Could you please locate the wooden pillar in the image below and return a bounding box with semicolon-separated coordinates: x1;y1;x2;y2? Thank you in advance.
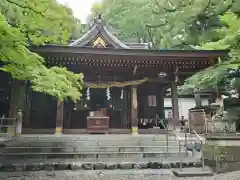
62;101;71;130
171;82;179;122
131;86;138;134
23;85;32;129
66;103;72;129
157;86;165;119
55;100;64;134
122;88;127;128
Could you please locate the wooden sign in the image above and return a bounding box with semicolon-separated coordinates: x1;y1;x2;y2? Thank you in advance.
148;95;156;107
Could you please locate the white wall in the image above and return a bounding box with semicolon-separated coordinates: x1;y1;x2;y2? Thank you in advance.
164;97;209;118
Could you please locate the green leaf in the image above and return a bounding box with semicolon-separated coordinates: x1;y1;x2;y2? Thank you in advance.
0;0;85;101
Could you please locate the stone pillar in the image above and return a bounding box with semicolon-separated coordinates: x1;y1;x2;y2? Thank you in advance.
55;100;64;134
131;86;138;134
15;109;23;136
171;82;179;128
194;90;202;108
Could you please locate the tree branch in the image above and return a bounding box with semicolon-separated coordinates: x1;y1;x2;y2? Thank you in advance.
146;27;154;48
205;1;234;19
199;0;211;17
145;20;168;49
5;0;49;18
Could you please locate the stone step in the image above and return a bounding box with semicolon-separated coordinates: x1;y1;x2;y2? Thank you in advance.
0;145;186;153
5;143;182;149
5;139;183;146
8;137;175;140
0;156;199;162
6;140;198;148
14;134;195;141
6;133;204;142
172;167;213;177
0;151;190;159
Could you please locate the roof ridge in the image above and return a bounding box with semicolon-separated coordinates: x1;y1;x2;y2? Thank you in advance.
69;17;130;49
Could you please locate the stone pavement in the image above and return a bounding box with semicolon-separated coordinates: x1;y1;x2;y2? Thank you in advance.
0;170;172;180
1;169;240;180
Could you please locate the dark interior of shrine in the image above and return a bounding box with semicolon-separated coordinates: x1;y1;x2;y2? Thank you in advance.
63;87;131;130
0;72;11;118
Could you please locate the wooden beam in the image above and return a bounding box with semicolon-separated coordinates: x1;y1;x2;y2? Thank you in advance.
45;54;213;66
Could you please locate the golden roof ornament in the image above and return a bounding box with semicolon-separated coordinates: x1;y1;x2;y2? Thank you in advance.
93;36;106;48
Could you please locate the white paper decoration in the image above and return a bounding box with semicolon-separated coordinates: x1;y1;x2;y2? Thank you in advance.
120;89;124;99
106;87;111;100
86;87;90;100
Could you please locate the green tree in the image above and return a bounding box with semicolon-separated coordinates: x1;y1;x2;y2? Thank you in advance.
181;12;240;94
90;0;239;49
90;0;153;43
71;20;86;41
0;0;84;101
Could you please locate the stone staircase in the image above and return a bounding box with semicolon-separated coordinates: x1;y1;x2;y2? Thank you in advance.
0;134;211;176
1;135;187;159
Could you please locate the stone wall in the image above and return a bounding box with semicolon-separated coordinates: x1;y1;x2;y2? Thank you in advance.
204;144;240;173
206;121;236;133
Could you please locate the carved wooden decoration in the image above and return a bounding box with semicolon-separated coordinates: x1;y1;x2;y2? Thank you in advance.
92;36;107;48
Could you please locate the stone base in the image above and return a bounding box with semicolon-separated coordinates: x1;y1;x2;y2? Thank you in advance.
7;127;14;134
175;128;181;133
172;167;213;177
0;160;203;172
131;127;138;135
55;127;62;134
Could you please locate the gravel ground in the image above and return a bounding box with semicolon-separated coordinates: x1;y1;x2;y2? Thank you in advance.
1;170;240;180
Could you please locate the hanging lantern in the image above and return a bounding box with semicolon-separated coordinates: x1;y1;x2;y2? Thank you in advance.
106;87;111;100
120;89;124;100
86;87;90;100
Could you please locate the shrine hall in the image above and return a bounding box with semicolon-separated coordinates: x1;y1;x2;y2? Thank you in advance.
2;17;228;134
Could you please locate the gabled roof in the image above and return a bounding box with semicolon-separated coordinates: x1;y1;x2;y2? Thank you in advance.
69;15;130;49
